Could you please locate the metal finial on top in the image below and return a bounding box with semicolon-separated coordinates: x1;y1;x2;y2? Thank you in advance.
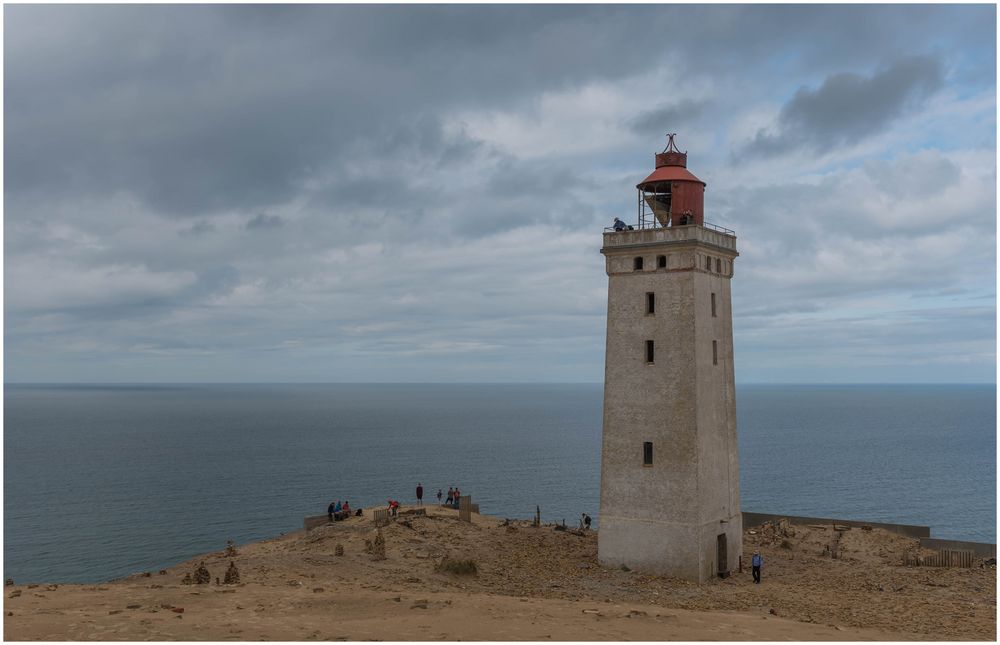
663;133;682;154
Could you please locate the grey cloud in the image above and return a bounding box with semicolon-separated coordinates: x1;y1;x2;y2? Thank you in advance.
4;5;994;384
246;214;284;230
628;100;711;136
180;222;216;238
740;57;944;157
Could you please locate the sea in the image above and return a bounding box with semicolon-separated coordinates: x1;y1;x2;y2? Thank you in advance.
3;383;996;584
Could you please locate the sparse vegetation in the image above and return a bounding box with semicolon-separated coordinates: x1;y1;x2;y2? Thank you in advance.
781;539;793;550
436;558;478;576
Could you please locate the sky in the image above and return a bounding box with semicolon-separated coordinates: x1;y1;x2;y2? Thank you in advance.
4;4;997;384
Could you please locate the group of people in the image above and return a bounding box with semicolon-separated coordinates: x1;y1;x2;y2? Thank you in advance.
441;485;463;508
326;499;353;522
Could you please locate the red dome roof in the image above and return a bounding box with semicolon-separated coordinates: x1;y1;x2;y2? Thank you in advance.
637;165;705;189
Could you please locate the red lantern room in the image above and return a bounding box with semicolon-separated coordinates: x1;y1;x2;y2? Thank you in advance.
636;134;705;228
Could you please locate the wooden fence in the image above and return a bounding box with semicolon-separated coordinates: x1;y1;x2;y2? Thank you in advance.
905;549;975;568
373;508;390;528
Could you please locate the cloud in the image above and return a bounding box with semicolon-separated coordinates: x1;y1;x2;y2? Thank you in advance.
3;5;994;383
739;57;944;157
628;99;711;136
245;213;285;230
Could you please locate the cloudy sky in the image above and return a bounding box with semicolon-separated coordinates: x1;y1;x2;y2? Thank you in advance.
5;4;996;384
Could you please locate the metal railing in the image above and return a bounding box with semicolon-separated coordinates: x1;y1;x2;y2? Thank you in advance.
604;220;735;236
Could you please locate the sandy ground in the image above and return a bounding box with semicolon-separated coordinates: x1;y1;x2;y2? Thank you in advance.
4;506;995;641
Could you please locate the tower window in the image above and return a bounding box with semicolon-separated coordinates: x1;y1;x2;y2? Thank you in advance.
634;256;644;271
646;292;655;314
716;258;721;273
705;256;712;271
657;255;667;268
643;441;653;466
645;340;655;364
713;340;718;365
711;293;717;317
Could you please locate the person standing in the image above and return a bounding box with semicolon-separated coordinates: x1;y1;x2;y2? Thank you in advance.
446;487;454;505
437;489;443;504
327;501;336;522
416;483;423;506
751;550;763;584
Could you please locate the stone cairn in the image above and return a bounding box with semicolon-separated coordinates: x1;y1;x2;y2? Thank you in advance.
365;529;386;561
224;560;241;584
335;543;344;557
193;561;211;584
225;540;239;557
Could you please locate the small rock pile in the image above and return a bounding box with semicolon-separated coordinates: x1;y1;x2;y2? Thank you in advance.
224;561;240;585
189;562;211;584
225;540;239;557
365;529;387;561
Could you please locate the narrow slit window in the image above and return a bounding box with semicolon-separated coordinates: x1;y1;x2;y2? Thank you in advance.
634;256;644;271
705;256;712;270
645;340;655;364
716;258;721;273
711;293;717;317
712;340;718;365
657;255;667;268
646;292;655;314
643;441;653;466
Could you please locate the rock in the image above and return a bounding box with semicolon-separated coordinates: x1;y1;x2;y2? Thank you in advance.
313;588;325;593
225;540;239;557
392;596;401;602
6;611;11;616
109;609;122;615
769;608;777;616
224;561;241;585
141;572;151;577
335;544;344;557
159;570;167;575
193;562;211;585
411;603;427;610
8;590;21;598
4;578;13;586
171;607;185;613
181;573;193;585
127;604;141;609
370;529;387;561
582;609;599;614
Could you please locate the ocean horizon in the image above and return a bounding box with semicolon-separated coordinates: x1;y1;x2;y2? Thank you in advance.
4;382;995;584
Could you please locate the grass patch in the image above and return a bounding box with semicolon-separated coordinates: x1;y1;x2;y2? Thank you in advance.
436;558;478;576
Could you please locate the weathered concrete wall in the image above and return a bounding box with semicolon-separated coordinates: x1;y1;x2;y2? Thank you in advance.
599;225;740;582
919;538;996;558
742;512;930;539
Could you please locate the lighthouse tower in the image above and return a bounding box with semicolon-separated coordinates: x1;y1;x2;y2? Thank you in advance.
598;135;741;583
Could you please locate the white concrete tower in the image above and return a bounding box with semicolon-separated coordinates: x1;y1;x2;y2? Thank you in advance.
598;135;741;583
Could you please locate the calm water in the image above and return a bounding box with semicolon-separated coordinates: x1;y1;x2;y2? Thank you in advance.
4;383;995;583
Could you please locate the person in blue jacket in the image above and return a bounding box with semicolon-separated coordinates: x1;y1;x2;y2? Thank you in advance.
751;550;763;584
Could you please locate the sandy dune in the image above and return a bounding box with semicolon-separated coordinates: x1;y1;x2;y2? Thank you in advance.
4;506;995;640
